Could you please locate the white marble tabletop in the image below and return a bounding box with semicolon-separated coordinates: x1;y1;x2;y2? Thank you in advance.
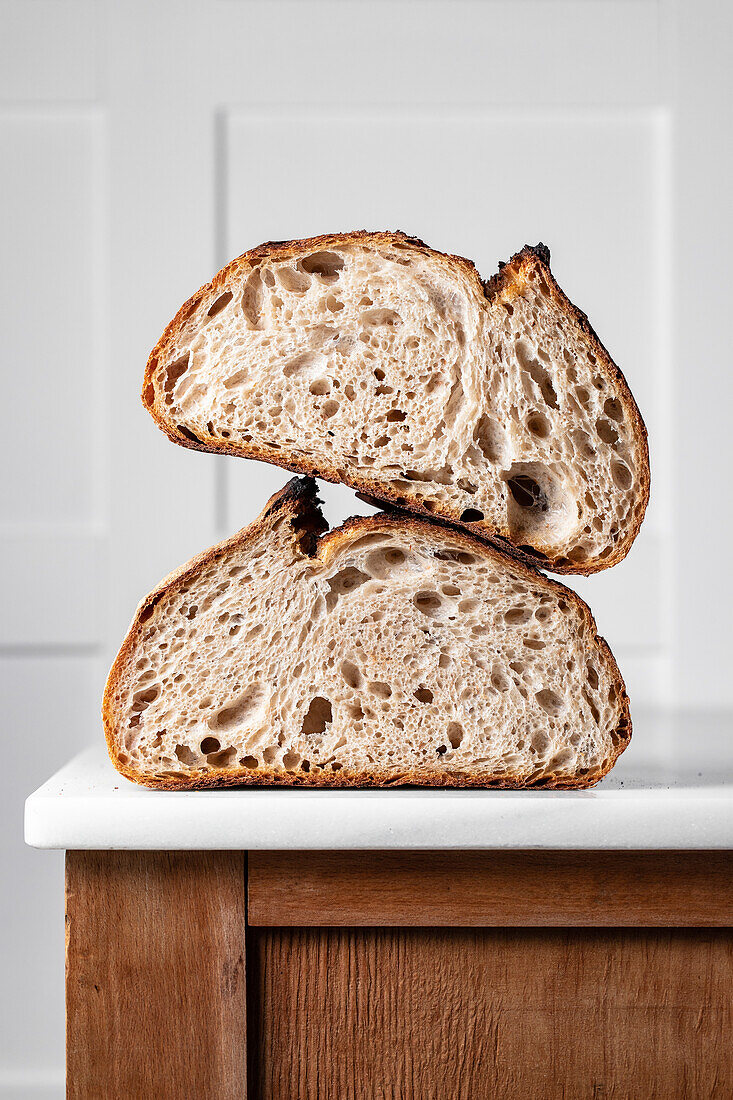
25;712;732;851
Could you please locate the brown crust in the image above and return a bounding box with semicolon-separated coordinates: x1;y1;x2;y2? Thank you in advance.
103;477;632;791
142;231;650;576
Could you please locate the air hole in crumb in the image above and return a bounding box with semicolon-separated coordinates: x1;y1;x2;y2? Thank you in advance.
506;475;548;512
301;697;333;737
413;591;442;616
535;688;565;716
362;308;401;328
447;722;464;749
282;351;319;378
200;736;220;754
174;744;198;766
322;399;339;418
132;684;160;709
460;508;484;522
527;411;551;439
208;747;238;767
575;385;592;409
568;545;589;563
163;354;190;403
241;268;263;328
210;684;266;731
277;266;311;293
326;567;369;610
300;251;344;282
347;533;392;551
414;686;434;704
340;660;362;689
177;425;202;444
364;546;407;579
531;730;551;755
596;418;619;445
309;378;331;396
611;461;632;490
572;429;595;459
604;397;624;422
283;750;301;771
549;748;575;771
515;338;559;408
492;671;511;692
434;549;477;565
207;290;233;318
386;409;406;423
370;682;392;699
585;694;601;723
505;607;532;625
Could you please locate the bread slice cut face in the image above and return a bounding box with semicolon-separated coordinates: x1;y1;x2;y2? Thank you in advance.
143;232;649;574
104;478;631;790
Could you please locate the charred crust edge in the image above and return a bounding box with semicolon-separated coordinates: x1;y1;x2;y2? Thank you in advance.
269;476;329;556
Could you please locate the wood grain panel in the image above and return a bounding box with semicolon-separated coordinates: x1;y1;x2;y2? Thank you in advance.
248;850;733;927
66;851;246;1099
247;926;733;1100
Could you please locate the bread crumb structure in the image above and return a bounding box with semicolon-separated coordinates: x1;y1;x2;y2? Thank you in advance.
144;233;649;574
104;479;631;789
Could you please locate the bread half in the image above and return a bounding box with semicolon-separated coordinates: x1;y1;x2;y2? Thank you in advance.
143;231;649;574
104;478;631;789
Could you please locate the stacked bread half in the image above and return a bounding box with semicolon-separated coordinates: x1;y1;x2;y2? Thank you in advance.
105;232;648;788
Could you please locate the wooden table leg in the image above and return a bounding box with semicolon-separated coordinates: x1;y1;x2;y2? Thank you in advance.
66;851;246;1100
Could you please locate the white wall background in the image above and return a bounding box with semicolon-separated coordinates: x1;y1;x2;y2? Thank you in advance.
1;0;731;1092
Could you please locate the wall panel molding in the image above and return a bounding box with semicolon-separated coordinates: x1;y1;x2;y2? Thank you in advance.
0;108;109;649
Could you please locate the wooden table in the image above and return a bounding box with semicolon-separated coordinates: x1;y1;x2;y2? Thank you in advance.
26;726;733;1099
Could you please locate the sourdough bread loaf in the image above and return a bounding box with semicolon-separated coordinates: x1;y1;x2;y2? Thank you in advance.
104;478;630;789
143;232;649;574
